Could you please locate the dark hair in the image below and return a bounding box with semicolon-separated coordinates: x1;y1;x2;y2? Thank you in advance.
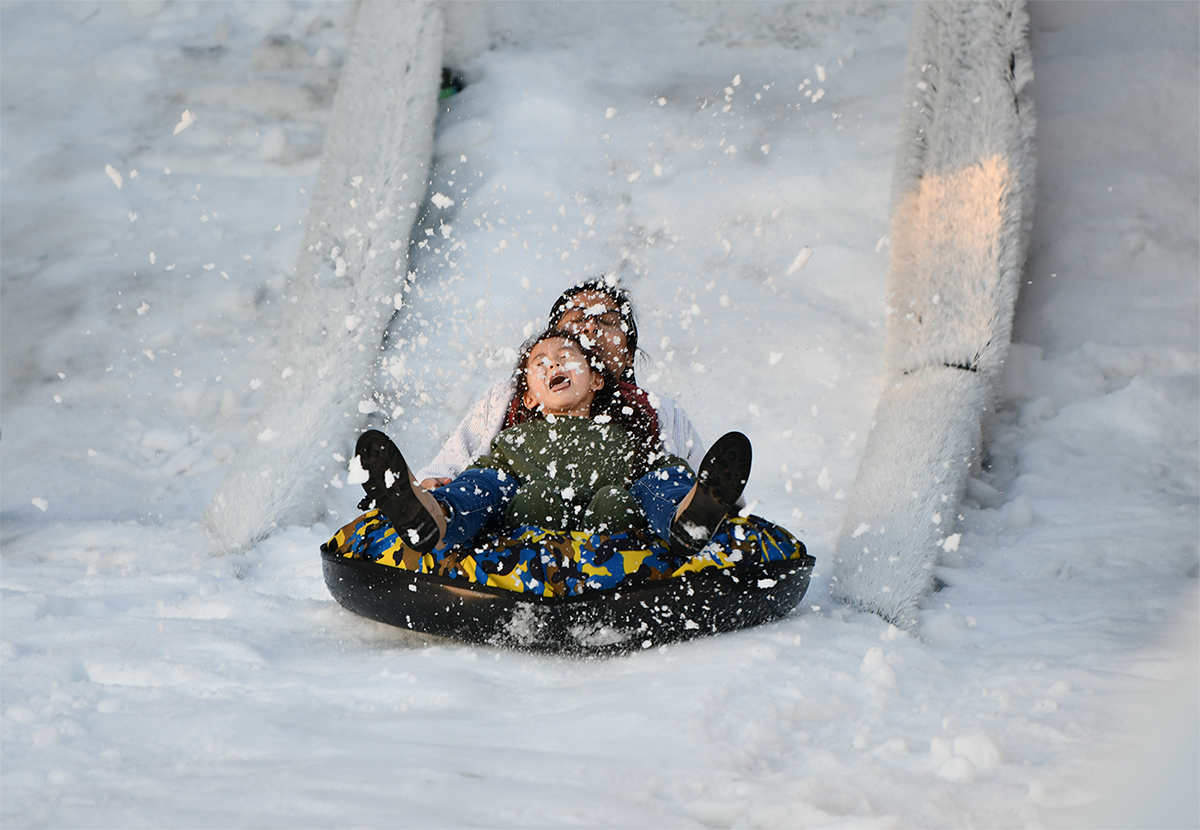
511;329;613;420
509;327;662;482
548;276;639;382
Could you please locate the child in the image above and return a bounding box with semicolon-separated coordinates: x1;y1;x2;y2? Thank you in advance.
354;330;751;560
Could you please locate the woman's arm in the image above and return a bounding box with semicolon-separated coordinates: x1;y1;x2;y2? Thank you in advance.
415;379;515;486
649;393;748;511
646;391;707;472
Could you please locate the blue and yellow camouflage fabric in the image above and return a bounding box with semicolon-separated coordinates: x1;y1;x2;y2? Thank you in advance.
322;512;806;598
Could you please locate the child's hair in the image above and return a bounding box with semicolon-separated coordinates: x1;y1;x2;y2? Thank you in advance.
509;328;662;481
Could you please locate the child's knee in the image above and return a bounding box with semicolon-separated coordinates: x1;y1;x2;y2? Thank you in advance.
585;486;646;532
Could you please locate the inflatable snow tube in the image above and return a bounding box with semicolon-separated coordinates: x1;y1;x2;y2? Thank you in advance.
321;512;813;652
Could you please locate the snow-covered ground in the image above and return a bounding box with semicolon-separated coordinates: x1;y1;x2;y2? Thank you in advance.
1;2;1196;827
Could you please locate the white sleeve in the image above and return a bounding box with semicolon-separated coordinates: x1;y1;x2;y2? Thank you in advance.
415;379;515;481
647;391;707;471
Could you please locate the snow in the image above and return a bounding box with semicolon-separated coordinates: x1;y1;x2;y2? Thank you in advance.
1;1;1196;828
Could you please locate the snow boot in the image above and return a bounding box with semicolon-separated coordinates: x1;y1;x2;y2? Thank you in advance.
669;431;752;561
354;430;443;553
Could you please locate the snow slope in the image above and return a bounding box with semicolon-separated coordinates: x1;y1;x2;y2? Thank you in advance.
1;2;1196;827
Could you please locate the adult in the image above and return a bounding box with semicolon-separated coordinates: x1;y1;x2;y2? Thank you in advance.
351;275;750;558
416;276;707;488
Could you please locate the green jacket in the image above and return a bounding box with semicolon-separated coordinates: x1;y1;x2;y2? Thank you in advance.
471;416;686;533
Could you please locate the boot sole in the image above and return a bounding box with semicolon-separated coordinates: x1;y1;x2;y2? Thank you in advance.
669;432;753;560
697;431;751;507
354;430;442;554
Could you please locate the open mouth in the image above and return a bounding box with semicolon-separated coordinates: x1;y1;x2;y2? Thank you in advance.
548;372;571;392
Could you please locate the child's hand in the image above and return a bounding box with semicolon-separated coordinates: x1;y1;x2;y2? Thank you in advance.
421;477;451;490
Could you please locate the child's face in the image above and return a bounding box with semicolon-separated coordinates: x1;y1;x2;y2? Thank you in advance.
522;337;604;417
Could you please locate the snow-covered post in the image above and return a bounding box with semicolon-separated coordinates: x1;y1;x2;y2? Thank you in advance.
203;1;444;553
831;1;1036;628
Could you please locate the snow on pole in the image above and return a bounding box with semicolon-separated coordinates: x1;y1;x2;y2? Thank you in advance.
831;1;1036;628
203;1;444;554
